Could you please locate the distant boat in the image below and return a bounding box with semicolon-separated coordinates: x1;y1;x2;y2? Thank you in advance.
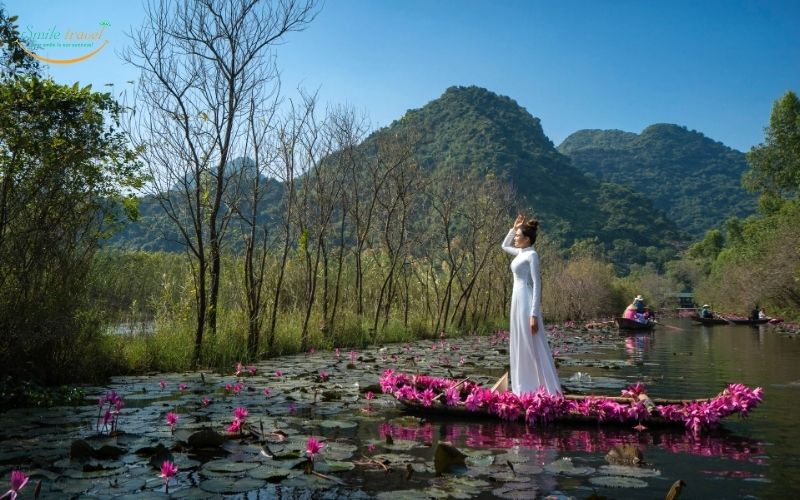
691;316;771;326
690;315;730;325
615;317;655;330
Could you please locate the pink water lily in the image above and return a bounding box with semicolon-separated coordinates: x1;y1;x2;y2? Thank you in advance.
166;412;179;433
235;361;244;376
0;470;28;500
226;419;242;434
159;380;167;391
262;387;271;397
275;370;284;378
335;347;341;358
365;391;374;401
178;383;187;392
248;365;257;376
159;460;178;494
318;371;330;382
349;351;357;363
202;397;211;406
234;407;248;421
306;436;325;460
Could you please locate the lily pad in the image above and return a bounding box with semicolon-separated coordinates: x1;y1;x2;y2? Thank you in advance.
588;475;649;488
199;477;267;494
247;464;293;481
543;457;595;476
598;465;661;478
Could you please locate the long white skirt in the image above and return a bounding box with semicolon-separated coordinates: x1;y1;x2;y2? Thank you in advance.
509;282;561;395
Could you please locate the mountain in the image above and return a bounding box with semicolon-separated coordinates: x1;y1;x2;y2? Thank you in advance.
109;86;686;270
381;86;685;266
557;124;755;236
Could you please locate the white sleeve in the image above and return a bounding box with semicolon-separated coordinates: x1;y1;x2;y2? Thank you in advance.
501;229;519;256
529;251;541;318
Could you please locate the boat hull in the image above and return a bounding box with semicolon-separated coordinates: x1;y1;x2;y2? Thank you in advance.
615;317;655;330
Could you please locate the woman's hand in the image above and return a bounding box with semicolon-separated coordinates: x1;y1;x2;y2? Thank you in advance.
530;316;539;335
513;214;524;230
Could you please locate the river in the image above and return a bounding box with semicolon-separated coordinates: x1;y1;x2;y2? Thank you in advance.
0;318;797;498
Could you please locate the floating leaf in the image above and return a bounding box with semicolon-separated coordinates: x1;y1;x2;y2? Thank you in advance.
589;475;648;488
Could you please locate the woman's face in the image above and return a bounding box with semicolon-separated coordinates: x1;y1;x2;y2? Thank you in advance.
514;229;531;248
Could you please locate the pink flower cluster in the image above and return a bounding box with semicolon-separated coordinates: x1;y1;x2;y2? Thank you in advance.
97;390;124;433
227;407;248;434
379;370;763;434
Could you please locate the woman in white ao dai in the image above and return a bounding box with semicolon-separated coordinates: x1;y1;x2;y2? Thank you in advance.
501;215;561;396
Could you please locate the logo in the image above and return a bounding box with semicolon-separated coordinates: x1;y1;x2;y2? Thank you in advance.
17;21;110;65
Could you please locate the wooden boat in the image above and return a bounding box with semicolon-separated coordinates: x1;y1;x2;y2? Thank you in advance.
690;315;730;325
615;317;655;330
381;371;763;433
728;318;770;325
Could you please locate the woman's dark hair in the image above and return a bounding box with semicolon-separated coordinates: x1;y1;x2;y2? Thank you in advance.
520;219;539;244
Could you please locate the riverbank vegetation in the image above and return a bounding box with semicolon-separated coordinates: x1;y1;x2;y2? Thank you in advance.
1;2;797;393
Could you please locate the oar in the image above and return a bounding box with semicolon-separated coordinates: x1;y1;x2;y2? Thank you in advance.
432;377;471;402
653;321;682;331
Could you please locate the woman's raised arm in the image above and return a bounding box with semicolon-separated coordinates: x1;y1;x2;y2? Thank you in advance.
501;228;519;256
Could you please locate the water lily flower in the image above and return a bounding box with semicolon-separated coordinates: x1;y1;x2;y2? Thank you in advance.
226;419;242;434
309;347;316;355
234;407;248;421
335;347;341;358
1;470;29;500
248;365;257;376
275;370;284;378
159;460;178;494
365;391;374;401
306;436;325;460
318;371;329;382
262;387;271;397
225;383;233;393
159;380;166;391
349;351;357;363
166;412;179;433
202;397;211;406
235;361;244;376
233;382;244;395
178;383;187;392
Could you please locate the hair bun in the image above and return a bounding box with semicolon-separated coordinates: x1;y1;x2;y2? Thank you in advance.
526;219;539;230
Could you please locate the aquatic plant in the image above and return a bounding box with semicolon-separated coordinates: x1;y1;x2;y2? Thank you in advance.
96;390;124;433
166;412;179;433
159;460;178;494
0;470;28;500
306;436;324;460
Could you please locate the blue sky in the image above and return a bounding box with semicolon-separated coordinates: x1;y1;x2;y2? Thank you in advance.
7;0;800;151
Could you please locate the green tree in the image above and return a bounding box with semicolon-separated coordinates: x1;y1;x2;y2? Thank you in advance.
0;76;141;382
745;91;800;211
0;7;40;78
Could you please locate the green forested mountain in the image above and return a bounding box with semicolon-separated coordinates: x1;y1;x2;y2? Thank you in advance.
382;86;684;266
110;86;685;269
558;124;755;236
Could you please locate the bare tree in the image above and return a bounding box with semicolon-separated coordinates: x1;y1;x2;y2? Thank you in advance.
123;0;317;364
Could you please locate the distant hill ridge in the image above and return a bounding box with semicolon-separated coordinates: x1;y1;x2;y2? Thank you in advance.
558;123;755;235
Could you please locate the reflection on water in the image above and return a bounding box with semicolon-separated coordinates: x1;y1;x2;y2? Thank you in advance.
378;420;765;463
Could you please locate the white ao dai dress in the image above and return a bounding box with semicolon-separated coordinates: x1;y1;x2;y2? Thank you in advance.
501;229;561;395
